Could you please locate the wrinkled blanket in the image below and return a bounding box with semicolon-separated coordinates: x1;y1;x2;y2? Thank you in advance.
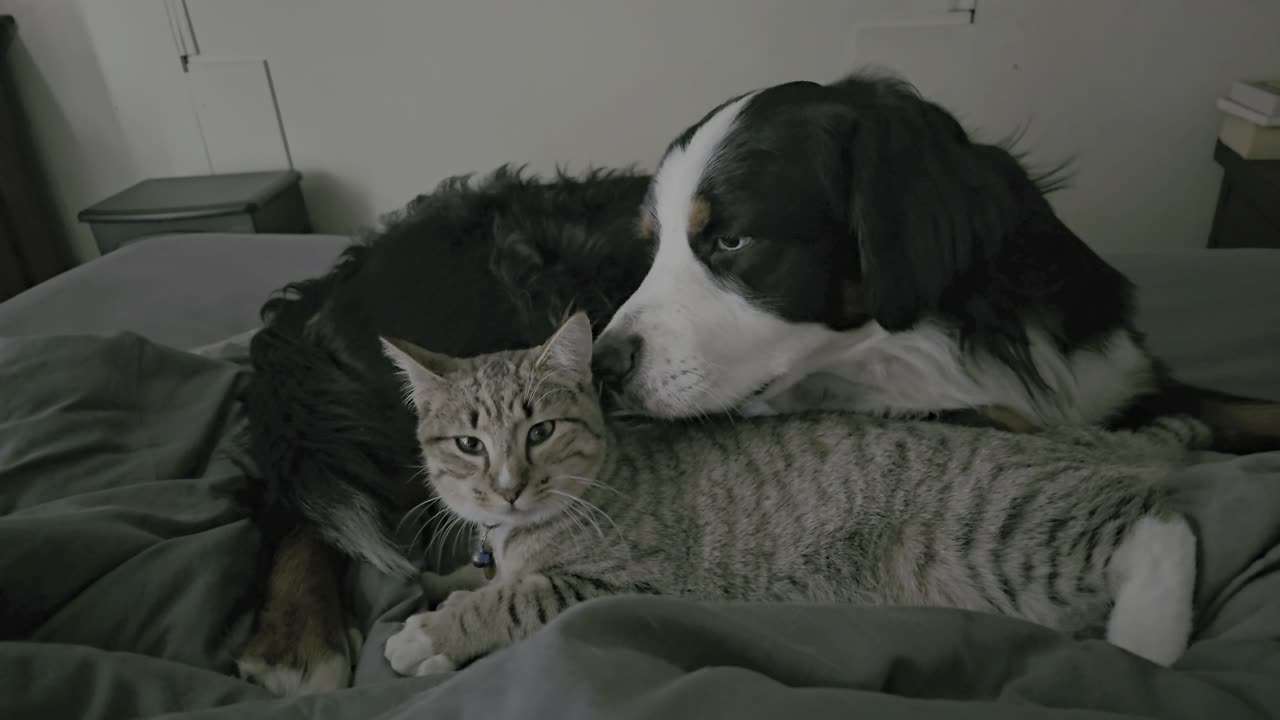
2;333;1279;720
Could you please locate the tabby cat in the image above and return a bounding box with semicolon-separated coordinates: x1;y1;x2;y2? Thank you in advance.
380;312;1201;676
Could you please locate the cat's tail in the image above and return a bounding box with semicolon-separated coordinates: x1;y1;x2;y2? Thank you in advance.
1104;514;1197;667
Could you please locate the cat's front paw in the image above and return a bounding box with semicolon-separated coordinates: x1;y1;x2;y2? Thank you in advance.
384;611;457;677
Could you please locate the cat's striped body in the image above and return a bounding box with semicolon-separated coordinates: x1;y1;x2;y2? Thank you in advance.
380;314;1201;677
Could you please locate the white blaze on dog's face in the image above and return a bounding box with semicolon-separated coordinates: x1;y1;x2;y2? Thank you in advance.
594;90;854;418
596;73;1161;428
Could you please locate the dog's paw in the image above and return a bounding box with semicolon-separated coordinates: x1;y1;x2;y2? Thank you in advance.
237;649;351;696
236;627;360;696
384;611;457;676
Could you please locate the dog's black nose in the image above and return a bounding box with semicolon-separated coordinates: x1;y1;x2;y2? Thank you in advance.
593;334;642;384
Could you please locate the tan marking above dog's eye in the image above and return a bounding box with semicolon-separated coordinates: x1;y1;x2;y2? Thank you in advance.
687;197;711;236
637;212;654;240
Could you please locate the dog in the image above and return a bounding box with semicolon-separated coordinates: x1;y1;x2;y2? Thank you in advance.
238;75;1276;695
235;166;651;694
593;72;1280;446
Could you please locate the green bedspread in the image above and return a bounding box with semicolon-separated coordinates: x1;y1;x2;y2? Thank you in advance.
3;332;1279;719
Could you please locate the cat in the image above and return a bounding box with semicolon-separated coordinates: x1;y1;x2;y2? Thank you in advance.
379;312;1203;677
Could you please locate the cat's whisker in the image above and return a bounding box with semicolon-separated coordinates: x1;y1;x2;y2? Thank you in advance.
421;512;454;564
413;504;454;541
396;501;433;534
567;493;619;535
448;517;476;561
414;504;450;556
396;494;443;533
555;490;604;555
444;515;474;568
557;475;626;497
405;464;429;481
557;495;596;539
427;512;466;570
562;499;619;558
579;479;625;497
550;488;618;542
549;489;606;540
554;496;592;549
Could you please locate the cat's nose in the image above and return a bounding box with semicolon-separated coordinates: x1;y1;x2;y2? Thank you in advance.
496;480;527;505
593;333;642;385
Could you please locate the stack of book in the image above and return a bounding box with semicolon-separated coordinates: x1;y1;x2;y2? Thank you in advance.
1217;79;1280;159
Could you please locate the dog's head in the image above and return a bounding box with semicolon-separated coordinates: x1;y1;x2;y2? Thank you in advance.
594;73;1039;418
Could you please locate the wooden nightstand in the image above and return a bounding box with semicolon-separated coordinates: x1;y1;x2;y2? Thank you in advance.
1208;141;1280;249
78;170;311;254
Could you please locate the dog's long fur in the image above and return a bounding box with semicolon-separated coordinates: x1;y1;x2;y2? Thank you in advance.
249;166;651;573
240;73;1277;693
238;167;651;690
594;72;1280;448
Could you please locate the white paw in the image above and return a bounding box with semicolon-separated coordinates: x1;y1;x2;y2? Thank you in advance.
385;612;454;676
414;654;457;675
236;648;351;696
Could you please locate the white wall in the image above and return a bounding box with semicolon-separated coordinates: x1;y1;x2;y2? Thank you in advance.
0;0;209;261
5;0;1279;263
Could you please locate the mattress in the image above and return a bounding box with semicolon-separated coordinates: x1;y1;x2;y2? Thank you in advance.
3;237;1280;719
0;232;351;350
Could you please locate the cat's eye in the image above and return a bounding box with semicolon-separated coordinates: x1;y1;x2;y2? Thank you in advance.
527;420;556;446
455;436;485;455
715;236;752;252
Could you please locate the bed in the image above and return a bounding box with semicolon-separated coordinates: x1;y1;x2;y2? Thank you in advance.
2;233;1280;720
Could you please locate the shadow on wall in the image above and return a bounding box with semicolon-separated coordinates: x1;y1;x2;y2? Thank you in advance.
0;28;68;295
6;6;139;263
6;40;78;263
300;170;377;238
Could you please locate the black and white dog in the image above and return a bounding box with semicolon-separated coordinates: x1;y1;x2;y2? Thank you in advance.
594;72;1277;441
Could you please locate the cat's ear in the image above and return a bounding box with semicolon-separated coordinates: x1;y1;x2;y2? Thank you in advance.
380;336;453;413
535;311;593;380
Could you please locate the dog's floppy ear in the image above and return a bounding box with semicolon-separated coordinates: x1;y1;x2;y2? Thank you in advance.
841;81;1018;331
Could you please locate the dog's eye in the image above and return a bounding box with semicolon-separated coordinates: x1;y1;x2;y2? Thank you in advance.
527;420;556;446
715;236;752;252
455;436;486;455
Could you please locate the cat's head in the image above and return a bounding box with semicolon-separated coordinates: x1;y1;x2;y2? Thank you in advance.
381;312;608;529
